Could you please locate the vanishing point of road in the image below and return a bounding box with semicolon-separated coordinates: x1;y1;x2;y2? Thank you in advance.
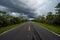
0;21;60;40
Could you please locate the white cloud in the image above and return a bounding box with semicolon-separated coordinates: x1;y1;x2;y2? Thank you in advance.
10;12;21;17
11;0;60;15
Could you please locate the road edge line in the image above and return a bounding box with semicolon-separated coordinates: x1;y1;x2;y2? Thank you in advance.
40;25;60;37
0;22;27;36
33;22;60;37
0;26;17;36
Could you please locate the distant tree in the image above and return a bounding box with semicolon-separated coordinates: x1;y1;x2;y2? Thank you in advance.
36;15;45;23
40;15;45;23
46;12;54;24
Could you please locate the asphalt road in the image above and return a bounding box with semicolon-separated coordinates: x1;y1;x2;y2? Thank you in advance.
0;21;60;40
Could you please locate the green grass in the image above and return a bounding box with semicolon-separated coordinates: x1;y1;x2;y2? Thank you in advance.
0;22;27;34
34;22;60;35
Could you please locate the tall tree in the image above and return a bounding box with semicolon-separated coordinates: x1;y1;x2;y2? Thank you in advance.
55;3;60;25
46;12;54;24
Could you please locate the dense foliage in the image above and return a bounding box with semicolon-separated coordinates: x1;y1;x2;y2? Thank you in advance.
33;3;60;25
0;11;27;27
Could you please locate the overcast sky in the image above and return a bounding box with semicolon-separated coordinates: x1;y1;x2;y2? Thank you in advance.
0;0;60;19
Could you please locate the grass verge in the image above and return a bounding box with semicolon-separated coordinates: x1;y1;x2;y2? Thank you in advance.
0;22;27;34
34;22;60;35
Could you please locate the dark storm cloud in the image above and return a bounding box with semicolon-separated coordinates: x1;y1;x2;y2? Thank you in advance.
0;0;36;18
0;0;60;18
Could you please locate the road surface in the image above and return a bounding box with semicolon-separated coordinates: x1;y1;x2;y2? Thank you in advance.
0;21;60;40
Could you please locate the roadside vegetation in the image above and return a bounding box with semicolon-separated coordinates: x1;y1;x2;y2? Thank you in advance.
34;22;60;35
0;23;25;34
0;11;28;27
0;11;28;34
33;3;60;35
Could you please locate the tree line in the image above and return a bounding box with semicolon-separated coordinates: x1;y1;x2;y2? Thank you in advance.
0;11;27;27
33;3;60;26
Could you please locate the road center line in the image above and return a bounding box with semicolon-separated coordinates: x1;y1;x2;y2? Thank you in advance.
28;26;30;32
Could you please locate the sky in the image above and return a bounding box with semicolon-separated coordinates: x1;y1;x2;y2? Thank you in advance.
0;0;60;19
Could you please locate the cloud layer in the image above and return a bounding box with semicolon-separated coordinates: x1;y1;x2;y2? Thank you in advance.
0;0;60;18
